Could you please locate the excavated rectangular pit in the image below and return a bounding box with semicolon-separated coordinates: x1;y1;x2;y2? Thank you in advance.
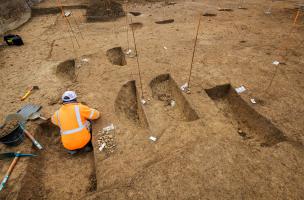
86;0;125;22
145;74;199;137
114;80;148;128
205;84;287;147
17;122;97;200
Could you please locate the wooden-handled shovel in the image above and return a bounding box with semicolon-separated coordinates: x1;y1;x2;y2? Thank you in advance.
19;126;43;150
0;151;20;192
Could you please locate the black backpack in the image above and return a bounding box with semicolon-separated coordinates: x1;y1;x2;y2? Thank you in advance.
4;34;24;46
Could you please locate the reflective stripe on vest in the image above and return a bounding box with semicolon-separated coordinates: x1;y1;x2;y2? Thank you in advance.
56;111;61;129
89;109;95;119
59;105;86;135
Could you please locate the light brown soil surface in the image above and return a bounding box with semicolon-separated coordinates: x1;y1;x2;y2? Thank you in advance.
0;0;304;199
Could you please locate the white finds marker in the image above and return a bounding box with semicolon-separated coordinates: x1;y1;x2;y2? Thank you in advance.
170;100;176;107
180;82;188;92
141;99;147;105
64;11;71;17
103;124;115;133
272;61;280;66
82;58;89;62
235;85;246;94
99;143;106;151
126;49;132;55
250;98;256;104
149;136;157;142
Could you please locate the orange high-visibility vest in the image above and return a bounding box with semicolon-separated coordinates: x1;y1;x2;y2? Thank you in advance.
51;103;100;150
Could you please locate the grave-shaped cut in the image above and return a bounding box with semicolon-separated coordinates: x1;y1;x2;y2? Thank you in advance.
115;80;148;127
149;74;199;122
56;59;76;81
87;0;125;22
106;47;127;66
155;19;174;24
129;11;141;16
205;84;286;147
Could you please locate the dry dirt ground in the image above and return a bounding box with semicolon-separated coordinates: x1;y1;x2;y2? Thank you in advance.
0;0;304;199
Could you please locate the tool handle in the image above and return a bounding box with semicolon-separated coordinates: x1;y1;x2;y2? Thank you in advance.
20;88;32;101
0;152;20;191
23;129;43;150
39;116;47;121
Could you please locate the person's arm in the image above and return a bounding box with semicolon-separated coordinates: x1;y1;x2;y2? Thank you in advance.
80;104;100;120
51;111;59;126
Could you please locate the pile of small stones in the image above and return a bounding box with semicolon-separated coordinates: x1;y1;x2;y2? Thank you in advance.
97;130;116;154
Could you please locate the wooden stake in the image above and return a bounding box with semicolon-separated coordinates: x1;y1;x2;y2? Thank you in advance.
187;14;202;89
130;17;144;99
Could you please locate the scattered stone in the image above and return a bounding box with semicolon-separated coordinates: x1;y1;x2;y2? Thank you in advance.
97;131;116;154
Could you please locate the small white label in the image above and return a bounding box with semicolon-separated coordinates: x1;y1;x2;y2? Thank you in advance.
64;11;71;17
99;143;106;151
149;136;157;142
141;99;146;105
180;82;188;91
126;49;132;55
170;100;176;107
103;124;115;133
272;61;280;66
250;98;256;104
82;58;89;62
235;85;246;94
164;46;168;50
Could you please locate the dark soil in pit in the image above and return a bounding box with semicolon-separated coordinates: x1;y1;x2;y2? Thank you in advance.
129;11;141;16
115;80;147;127
155;19;174;24
56;59;76;81
106;47;127;66
129;22;143;30
87;0;125;22
17;121;97;200
0;119;19;138
205;84;287;147
145;74;199;136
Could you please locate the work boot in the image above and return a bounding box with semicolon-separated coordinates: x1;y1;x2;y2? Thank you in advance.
67;150;78;155
83;145;93;152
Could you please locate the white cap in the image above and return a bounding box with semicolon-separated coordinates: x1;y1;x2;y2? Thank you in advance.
62;91;77;102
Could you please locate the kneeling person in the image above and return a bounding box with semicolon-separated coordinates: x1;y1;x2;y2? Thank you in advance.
51;91;100;154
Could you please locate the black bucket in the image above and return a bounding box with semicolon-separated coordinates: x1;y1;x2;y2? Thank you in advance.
0;124;25;146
